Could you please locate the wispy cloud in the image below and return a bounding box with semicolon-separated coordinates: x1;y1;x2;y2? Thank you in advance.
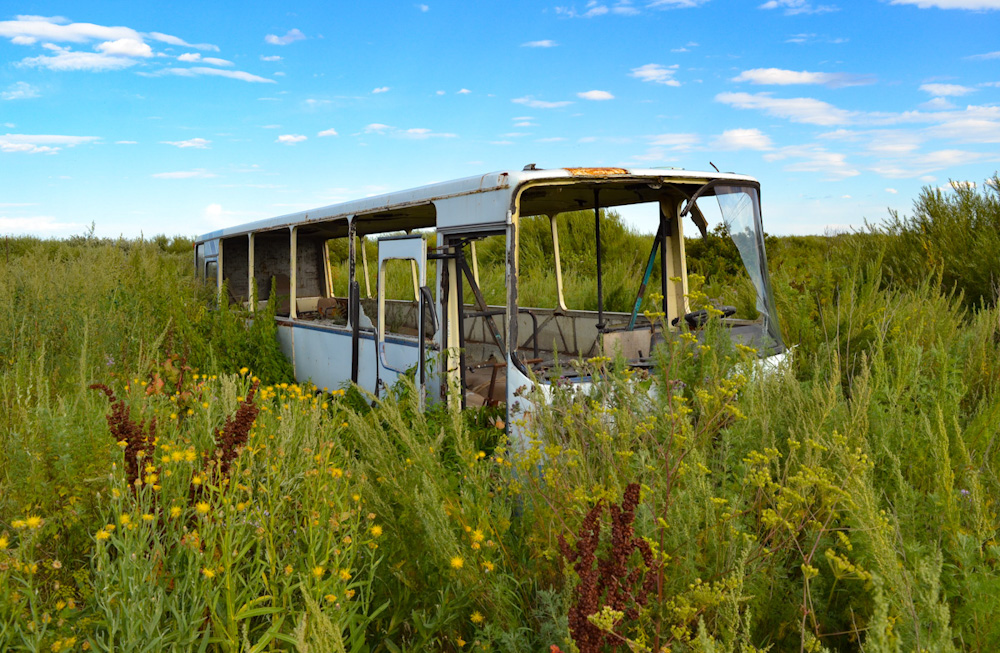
0;215;81;233
890;0;1000;9
372;86;390;94
152;169;216;179
758;0;839;15
577;90;614;100
163;67;276;83
512;95;573;108
967;50;1000;60
522;39;557;47
710;128;773;150
177;52;233;66
649;133;700;150
20;46;142;72
0;133;99;154
716;91;854;125
318;128;339;137
363;124;457;139
2;82;39;100
919;82;975;96
417;4;430;11
732;68;875;87
264;28;305;46
162;137;211;149
277;134;307;144
764;144;859;180
630;63;680;86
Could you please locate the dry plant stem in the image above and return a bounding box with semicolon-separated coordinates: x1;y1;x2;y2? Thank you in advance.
89;383;157;492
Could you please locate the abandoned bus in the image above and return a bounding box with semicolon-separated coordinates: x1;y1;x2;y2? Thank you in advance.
194;166;784;436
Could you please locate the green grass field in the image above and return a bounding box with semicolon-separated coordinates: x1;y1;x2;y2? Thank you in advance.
2;175;1000;652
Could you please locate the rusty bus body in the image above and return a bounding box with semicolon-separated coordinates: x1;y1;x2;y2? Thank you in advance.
194;166;784;439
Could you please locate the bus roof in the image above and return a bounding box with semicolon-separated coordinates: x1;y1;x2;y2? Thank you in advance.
196;166;758;242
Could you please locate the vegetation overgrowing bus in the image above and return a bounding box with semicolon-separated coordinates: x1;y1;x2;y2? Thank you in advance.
194;166;785;440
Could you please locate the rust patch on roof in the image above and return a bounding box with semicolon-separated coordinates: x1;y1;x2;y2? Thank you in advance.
564;167;629;177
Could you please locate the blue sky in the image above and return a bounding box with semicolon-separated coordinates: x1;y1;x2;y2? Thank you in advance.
1;0;999;238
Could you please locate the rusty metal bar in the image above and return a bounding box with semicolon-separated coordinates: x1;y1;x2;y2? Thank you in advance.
594;189;605;331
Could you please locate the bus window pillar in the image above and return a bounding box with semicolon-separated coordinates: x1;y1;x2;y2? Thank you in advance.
247;233;255;312
289;226;298;319
660;198;689;326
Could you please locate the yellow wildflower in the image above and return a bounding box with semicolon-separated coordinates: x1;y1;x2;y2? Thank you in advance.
142;514;154;522
370;524;383;537
11;519;26;529
169;506;182;518
470;611;484;625
471;529;484;543
339;568;352;581
482;561;495;572
202;568;216;579
119;514;131;525
25;516;43;530
450;556;464;570
95;529;110;541
195;502;210;515
312;566;325;578
0;535;8;549
325;594;338;603
284;565;293;575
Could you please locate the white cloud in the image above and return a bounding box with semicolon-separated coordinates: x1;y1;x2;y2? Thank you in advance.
758;0;839;14
115;140;137;144
163;67;275;83
764;144;859;179
418;4;430;10
2;82;39;100
176;52;233;66
647;0;711;6
0;216;81;233
885;188;898;193
732;68;875;87
512;96;573;108
891;0;1000;8
265;28;305;45
920;97;956;110
515;121;537;127
260;55;282;62
0;133;99;153
716;91;854;125
96;38;152;58
869;149;992;178
0;17;140;44
710;128;773;150
457;88;471;94
318;128;339;137
362;124;456;139
630;63;680;86
968;50;1000;60
649;133;700;150
578;90;614;100
372;86;390;93
919;83;974;96
277;134;307;144
147;32;218;51
400;128;457;139
20;48;141;72
162;137;210;149
522;40;557;47
152;169;216;179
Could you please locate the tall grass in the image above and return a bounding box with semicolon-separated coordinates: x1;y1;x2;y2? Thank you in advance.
3;177;1000;651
